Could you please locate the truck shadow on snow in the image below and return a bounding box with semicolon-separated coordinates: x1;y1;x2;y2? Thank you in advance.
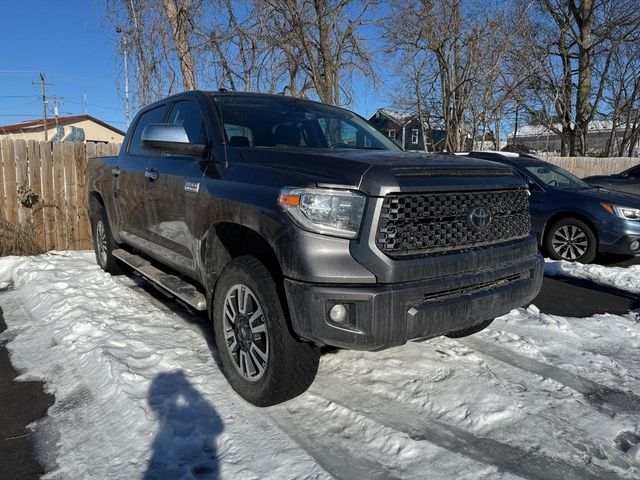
144;371;223;480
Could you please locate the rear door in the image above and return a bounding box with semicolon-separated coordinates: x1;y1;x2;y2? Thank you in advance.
145;99;210;277
113;103;167;252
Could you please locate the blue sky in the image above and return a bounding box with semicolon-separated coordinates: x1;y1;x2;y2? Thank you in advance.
0;1;387;131
0;1;128;128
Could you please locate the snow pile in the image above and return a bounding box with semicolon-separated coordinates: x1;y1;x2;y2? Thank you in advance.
0;252;326;480
1;252;639;479
545;259;640;294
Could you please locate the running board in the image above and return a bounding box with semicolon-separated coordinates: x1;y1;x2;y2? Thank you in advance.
112;249;207;311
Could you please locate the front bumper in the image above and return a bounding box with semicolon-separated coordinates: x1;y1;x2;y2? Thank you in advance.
284;254;544;351
599;234;640;255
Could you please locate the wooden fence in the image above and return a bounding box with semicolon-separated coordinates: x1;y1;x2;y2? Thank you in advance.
0;140;120;253
539;156;637;177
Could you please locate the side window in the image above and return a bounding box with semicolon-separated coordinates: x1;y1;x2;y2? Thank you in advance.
628;167;640;178
224;123;254;147
318;117;373;148
127;105;166;156
167;101;207;144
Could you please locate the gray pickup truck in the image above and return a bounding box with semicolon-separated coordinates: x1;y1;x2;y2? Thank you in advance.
87;91;543;406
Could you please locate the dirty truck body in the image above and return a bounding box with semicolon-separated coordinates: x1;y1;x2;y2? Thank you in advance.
87;91;543;405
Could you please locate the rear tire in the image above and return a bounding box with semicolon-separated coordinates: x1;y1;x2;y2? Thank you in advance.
446;319;493;338
213;256;320;406
91;206;122;275
544;218;597;264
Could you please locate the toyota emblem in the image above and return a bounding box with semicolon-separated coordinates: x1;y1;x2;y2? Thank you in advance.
468;205;492;231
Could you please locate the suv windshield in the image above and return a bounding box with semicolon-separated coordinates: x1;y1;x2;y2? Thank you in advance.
210;94;400;151
525;163;590;189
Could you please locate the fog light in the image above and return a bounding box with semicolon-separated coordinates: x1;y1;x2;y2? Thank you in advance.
329;304;348;323
631;240;640;252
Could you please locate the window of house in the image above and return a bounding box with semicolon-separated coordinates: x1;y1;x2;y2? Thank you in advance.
388;129;396;140
411;128;419;144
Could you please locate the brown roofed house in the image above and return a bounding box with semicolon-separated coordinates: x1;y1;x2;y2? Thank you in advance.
0;115;125;144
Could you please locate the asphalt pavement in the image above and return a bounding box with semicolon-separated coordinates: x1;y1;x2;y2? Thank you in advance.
0;257;638;479
0;307;53;480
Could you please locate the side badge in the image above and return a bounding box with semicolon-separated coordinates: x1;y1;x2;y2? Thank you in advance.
185;181;200;193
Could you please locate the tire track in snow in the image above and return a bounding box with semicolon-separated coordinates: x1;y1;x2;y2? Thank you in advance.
266;410;403;480
461;337;640;413
309;379;625;480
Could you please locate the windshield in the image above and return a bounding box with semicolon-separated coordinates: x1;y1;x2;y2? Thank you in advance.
210;94;400;151
525;163;591;189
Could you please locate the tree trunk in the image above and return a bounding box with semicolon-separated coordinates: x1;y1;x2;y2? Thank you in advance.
163;0;197;91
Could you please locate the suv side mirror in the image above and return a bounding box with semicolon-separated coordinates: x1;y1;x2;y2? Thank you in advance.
141;123;207;157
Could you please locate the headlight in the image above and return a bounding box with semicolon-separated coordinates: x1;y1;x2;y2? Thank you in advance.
278;187;366;238
602;203;640;220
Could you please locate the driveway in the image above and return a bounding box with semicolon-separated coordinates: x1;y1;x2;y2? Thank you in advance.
1;253;638;480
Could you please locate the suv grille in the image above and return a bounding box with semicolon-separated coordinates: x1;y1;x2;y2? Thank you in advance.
375;189;531;257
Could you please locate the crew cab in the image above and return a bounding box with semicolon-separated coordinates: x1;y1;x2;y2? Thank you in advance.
87;91;543;406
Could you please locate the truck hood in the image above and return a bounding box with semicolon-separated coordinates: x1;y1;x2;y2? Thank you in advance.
238;148;526;196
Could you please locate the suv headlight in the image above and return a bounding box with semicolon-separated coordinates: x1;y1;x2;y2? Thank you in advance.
602;203;640;220
278;187;366;238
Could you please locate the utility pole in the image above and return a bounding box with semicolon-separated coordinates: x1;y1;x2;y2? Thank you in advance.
33;72;49;141
116;26;131;127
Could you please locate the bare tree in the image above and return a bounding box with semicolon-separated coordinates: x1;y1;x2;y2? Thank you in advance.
513;0;640;155
162;0;198;91
383;0;512;152
603;42;640;156
106;0;183;105
203;0;280;92
256;0;377;105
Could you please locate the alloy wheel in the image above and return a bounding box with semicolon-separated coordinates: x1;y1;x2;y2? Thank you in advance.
552;225;589;260
96;220;108;266
223;284;269;382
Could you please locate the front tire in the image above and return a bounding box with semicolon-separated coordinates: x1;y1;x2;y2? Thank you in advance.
544;218;597;263
213;256;320;406
91;206;122;275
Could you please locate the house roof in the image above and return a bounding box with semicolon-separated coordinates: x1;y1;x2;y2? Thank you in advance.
372;109;414;124
0;114;125;136
509;120;617;138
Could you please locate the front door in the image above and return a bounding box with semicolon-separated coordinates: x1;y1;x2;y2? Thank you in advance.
113;103;168;252
145;99;210;277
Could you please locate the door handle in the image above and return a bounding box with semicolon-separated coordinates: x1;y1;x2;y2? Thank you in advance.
111;167;121;177
145;169;159;182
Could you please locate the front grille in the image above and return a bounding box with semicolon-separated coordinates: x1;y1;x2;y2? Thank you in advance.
375;189;531;257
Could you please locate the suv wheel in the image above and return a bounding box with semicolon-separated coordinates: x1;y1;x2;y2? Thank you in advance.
544;218;596;263
91;206;122;274
213;256;320;406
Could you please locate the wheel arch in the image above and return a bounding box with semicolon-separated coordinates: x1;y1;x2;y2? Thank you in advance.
201;223;282;315
88;191;106;218
541;211;599;248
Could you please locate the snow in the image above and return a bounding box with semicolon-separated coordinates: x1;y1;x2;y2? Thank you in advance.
1;252;639;479
545;258;640;294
